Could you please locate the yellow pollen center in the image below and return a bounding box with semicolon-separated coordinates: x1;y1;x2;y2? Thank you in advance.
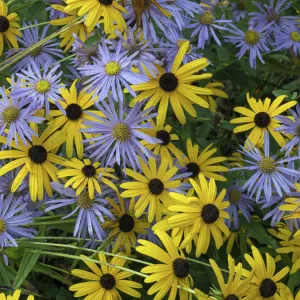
291;31;300;42
229;189;241;204
244;30;260;45
36;80;51;93
259;157;276;174
105;61;121;75
112;123;131;142
2;105;20;124
77;192;94;209
177;39;192;53
0;218;7;234
200;11;214;25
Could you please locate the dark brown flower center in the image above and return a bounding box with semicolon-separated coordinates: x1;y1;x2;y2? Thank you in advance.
66;103;83;120
148;178;164;195
201;204;219;224
119;213;135;232
99;0;113;5
0;16;10;33
100;273;116;290
259;278;277;298
225;295;239;300
156;130;171;146
254;112;270;128
186;162;200;178
159;73;178;92
82;165;96;177
172;258;189;278
28;145;48;164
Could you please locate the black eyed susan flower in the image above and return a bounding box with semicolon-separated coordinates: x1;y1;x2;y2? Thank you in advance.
209;254;253;299
0;1;21;55
57;158;118;200
230;93;297;147
103;195;149;255
0;290;34;300
0;123;66;201
141;120;183;167
69;253;142;299
120;157;184;223
48;80;104;159
65;0;127;34
178;139;228;182
129;41;213;126
136;231;193;300
158;174;230;257
244;245;290;300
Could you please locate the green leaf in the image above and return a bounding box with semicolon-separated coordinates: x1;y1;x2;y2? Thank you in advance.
272;90;291;98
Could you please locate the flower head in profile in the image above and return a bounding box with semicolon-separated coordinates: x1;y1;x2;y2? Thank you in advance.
130;41;213;125
72;36;99;66
46;183;114;240
79;40;147;102
0;1;22;55
103;195;149;255
137;231;193;300
0;87;44;146
5;22;64;72
244;245;290;300
12;61;64;115
230;0;248;21
230;93;296;147
69;253;142;299
202;81;228;112
83;97;158;171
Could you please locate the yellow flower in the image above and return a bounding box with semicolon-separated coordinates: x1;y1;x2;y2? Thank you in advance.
179;139;228;182
156;174;230;257
136;231;193;300
0;123;65;201
130;41;213;125
244;245;290;300
209;254;253;299
280;197;300;221
0;290;34;300
141;120;183;166
0;1;21;55
202;82;228;112
120;157;182;223
48;80;104;159
57;158;118;199
70;254;142;299
49;2;90;51
65;0;127;34
194;289;213;300
231;93;297;147
103;195;149;255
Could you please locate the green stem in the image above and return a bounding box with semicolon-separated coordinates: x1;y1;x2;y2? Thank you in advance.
38;263;70;274
55;54;76;65
185;257;229;274
19;21;50;31
26;219;77;226
16;236;105;243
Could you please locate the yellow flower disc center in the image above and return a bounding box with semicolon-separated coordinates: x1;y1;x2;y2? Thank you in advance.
259;157;275;174
291;31;300;42
36;80;51;93
244;30;260;45
177;39;192;53
112;123;131;142
77;192;94;209
0;218;7;234
229;189;241;204
2;105;20;124
105;61;121;76
199;11;214;25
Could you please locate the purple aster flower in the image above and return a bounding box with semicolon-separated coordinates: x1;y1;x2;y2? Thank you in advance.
273;22;300;55
78;40;147;103
230;0;248;22
82;97;159;171
188;9;231;49
230;132;300;202
224;22;272;69
124;0;176;41
0;193;36;250
276;105;300;156
5;21;64;72
11;61;64;115
249;0;298;31
44;0;66;20
224;183;256;229
46;183;114;240
0;88;44;146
